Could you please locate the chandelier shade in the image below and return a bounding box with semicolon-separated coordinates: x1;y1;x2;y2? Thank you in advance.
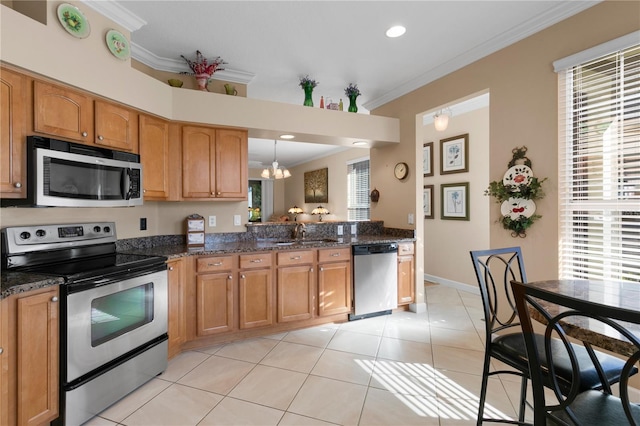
262;140;291;179
434;109;451;131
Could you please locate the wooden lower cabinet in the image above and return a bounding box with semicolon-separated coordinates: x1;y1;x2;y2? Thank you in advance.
196;272;235;336
167;258;186;359
2;286;59;426
239;269;273;329
277;251;315;323
317;248;352;316
397;243;415;305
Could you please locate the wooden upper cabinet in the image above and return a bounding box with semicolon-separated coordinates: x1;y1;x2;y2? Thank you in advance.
182;126;248;200
94;100;138;152
33;80;94;142
0;68;27;198
139;114;170;200
215;129;248;199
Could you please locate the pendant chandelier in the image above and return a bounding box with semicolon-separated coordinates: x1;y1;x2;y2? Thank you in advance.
261;140;291;179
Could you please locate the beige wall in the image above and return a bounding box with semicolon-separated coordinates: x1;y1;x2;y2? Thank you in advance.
284;148;370;222
423;106;490;287
372;0;640;285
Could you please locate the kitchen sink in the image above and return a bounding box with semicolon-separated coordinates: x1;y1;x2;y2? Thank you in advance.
274;238;338;246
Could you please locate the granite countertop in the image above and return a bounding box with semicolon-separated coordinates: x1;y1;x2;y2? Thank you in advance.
1;234;415;299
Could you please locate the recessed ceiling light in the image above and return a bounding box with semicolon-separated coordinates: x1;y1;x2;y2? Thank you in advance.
353;141;368;146
386;25;406;38
280;134;295;139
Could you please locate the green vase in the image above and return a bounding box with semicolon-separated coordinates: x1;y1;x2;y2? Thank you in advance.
303;85;314;107
348;95;358;113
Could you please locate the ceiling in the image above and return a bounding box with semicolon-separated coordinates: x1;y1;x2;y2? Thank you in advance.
85;0;599;168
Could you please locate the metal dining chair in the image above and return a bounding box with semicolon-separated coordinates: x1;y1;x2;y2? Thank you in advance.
470;248;633;425
511;280;640;425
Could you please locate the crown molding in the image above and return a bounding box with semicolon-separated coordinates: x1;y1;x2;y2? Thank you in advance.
81;0;146;32
363;1;601;111
132;42;255;84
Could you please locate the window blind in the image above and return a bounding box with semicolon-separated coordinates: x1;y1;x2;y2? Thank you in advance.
558;42;640;281
347;158;370;221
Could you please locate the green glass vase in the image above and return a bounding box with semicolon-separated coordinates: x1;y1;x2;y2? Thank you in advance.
303;85;314;107
348;95;358;113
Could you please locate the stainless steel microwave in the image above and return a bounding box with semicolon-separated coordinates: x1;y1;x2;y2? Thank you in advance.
2;136;143;207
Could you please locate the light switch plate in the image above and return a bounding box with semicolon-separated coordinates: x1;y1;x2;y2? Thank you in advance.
337;225;343;235
208;216;216;227
350;224;357;235
233;215;241;226
408;213;414;225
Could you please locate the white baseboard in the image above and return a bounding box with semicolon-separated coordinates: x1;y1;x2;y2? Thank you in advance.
424;274;479;295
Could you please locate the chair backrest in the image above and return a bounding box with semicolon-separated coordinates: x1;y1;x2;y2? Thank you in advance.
470;247;527;336
511;280;640;426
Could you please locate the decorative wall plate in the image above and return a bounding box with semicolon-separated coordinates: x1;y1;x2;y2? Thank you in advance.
501;197;536;219
57;3;91;39
106;29;130;60
503;165;533;189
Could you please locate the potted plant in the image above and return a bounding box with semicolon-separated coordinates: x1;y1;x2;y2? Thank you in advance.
299;75;319;106
181;50;227;91
344;83;361;112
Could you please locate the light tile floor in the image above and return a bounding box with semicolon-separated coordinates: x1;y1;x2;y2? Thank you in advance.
86;285;526;425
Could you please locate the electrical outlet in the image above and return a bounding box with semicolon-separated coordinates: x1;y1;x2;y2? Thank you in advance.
337;225;343;235
139;217;147;231
208;215;216;227
350;224;357;235
408;213;414;225
233;215;241;226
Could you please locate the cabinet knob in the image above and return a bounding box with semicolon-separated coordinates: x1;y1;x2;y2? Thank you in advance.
228;275;232;280
98;135;104;141
250;259;263;263
217;192;221;195
82;132;88;137
14;182;22;188
241;274;246;279
290;256;301;260
330;253;340;257
320;267;324;272
143;189;147;193
169;266;174;271
51;296;59;302
0;347;3;355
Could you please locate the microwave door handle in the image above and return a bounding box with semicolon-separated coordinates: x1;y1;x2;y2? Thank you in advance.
123;168;132;200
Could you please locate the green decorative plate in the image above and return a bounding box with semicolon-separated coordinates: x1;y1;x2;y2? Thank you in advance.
106;29;131;60
57;3;90;39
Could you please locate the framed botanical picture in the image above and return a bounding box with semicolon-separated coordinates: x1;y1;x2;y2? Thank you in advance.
441;182;469;220
440;133;469;174
423;142;434;177
304;168;328;203
423;185;434;219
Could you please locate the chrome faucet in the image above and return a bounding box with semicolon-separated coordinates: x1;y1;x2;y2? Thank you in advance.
293;222;306;240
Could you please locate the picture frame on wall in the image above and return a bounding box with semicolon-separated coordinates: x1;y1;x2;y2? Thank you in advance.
304;168;329;203
423;142;434;177
423;185;434;219
440;133;469;175
441;182;469;220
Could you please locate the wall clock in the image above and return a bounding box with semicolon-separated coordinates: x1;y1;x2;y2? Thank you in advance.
394;162;409;180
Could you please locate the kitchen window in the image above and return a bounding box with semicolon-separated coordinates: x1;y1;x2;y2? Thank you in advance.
347;157;370;221
556;32;640;282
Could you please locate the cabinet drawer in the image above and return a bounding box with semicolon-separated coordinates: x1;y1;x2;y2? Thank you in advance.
239;253;272;269
318;247;350;263
277;250;314;266
398;242;414;256
197;256;234;272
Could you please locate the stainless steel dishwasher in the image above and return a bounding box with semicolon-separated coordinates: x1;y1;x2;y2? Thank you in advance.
349;242;398;321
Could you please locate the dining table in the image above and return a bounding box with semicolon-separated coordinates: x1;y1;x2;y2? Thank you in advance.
523;279;640;357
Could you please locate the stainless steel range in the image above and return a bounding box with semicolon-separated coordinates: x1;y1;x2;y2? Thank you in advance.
1;222;168;426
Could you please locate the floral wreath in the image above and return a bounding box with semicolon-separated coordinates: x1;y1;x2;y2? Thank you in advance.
485;146;547;238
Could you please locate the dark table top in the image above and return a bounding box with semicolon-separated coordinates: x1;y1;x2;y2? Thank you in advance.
525;279;640;357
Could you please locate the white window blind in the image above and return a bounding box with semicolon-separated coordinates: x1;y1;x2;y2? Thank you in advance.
558;42;640;282
347;158;370;221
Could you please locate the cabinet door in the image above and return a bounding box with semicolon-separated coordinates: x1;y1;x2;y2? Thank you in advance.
239;269;273;329
215;129;247;199
140;114;170;200
33;80;93;142
167;259;186;359
16;287;59;426
277;265;314;322
182;126;216;199
397;255;415;305
0;298;7;426
0;68;27;198
94;100;139;152
196;272;234;335
318;261;351;316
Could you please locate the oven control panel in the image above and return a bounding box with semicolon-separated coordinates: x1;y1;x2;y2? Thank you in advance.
2;222;116;254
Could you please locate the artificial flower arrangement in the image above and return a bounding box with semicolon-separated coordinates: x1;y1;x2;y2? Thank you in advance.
181;50;227;77
299;75;319;89
484;146;547;238
344;83;361;98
